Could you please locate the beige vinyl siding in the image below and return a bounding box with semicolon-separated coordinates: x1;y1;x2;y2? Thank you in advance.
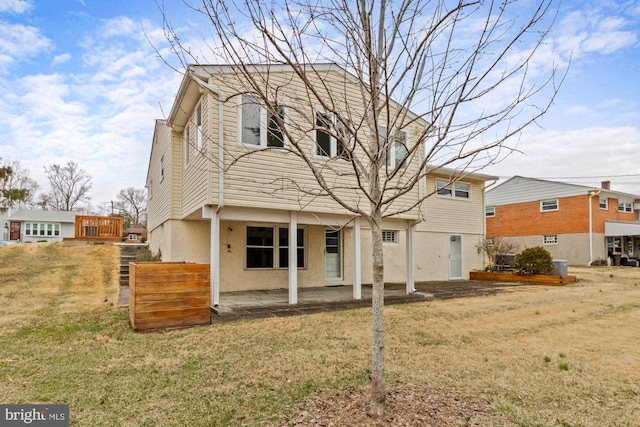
181;95;211;218
208;69;420;219
147;121;173;231
419;175;486;234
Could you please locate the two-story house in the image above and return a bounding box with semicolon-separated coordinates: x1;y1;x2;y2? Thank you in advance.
486;176;640;265
146;63;495;306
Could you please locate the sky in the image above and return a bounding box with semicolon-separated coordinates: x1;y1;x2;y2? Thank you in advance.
0;0;639;212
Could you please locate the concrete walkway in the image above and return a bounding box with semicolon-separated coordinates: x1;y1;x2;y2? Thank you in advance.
118;280;533;323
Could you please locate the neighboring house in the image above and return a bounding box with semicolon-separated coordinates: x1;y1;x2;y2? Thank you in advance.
125;226;147;243
486;176;640;265
1;209;77;243
146;63;495;306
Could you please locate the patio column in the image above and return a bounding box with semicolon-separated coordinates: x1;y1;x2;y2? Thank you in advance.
406;222;416;294
288;211;298;304
203;206;220;307
353;217;362;299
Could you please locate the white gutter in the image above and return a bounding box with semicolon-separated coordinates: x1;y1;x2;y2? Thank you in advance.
192;76;225;307
588;189;601;265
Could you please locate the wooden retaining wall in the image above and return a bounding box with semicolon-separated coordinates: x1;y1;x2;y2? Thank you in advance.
469;271;577;285
129;262;210;331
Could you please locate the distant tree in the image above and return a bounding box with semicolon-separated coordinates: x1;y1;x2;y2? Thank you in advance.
115;187;147;228
0;158;38;209
42;162;93;211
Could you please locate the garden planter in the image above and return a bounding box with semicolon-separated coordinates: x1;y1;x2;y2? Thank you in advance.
129;262;211;330
469;271;577;285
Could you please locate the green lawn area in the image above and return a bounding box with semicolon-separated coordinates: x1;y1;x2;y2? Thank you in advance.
1;243;639;426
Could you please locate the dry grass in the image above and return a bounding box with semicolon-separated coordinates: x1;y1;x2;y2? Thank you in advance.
1;243;639;426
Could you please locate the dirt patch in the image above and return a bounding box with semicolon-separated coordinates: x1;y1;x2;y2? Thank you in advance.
274;385;508;426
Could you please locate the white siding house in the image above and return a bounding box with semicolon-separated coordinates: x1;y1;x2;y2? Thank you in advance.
146;63;496;306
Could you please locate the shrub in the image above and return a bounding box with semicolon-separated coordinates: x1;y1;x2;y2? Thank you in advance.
512;246;553;275
135;249;162;262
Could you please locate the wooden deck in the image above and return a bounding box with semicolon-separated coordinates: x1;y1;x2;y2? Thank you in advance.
72;215;123;242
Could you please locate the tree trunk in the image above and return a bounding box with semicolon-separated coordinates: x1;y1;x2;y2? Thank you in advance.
369;211;385;417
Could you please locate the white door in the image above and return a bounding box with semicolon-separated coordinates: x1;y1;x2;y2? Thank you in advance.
325;230;342;280
449;235;463;279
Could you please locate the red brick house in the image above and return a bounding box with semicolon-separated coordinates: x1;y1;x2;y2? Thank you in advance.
486;176;640;265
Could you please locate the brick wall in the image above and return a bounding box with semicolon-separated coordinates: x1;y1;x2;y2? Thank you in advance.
487;194;636;237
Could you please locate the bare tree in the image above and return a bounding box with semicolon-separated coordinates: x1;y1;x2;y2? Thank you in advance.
159;0;564;416
115;187;147;228
0;158;38;209
42;162;93;211
477;236;519;271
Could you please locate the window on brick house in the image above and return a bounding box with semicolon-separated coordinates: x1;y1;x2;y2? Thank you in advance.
599;198;608;209
540;199;558;212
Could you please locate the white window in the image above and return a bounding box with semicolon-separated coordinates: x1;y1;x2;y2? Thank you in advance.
240;95;285;148
436;179;470;200
128;234;137;241
160;155;165;179
618;201;633;213
485;206;496;217
382;230;398;243
378;126;408;169
246;226;305;269
599;198;608;210
195;102;202;150
541;199;559;212
544;235;558;245
315;112;350;158
25;223;59;238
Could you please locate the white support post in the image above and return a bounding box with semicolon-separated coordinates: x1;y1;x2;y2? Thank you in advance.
288;211;298;304
203;206;220;307
406;223;415;294
353;217;362;299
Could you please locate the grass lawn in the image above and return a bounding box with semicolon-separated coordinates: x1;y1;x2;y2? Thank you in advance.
1;242;639;426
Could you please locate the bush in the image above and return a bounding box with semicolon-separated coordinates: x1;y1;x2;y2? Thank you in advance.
512;246;553;275
135;249;162;262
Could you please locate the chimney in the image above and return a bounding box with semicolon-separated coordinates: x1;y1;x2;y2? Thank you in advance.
601;181;610;190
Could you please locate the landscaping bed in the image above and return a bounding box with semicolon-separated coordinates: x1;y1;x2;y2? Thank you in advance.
469;270;577;285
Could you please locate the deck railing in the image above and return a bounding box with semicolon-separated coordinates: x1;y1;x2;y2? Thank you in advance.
74;215;123;242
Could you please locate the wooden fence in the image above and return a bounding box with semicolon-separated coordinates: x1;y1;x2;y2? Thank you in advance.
129;262;211;331
74;215;123;242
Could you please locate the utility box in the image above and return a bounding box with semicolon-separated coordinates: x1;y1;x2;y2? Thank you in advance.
552;259;568;276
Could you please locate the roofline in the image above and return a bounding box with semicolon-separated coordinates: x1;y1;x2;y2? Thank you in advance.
166;62;429;130
490;175;640;200
429;165;499;182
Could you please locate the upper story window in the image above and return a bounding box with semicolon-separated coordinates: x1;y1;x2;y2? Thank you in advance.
618;201;633;213
540;199;559;212
485;206;495;217
378;126;409;169
195;102;203;150
599;198;608;209
160;155;165;179
315;112;350;158
436;179;470;199
240;95;285;148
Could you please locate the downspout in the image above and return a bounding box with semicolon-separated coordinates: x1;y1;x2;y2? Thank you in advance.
194;76;224;306
588;189;601;265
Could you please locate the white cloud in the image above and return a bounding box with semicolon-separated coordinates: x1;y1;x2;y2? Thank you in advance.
0;21;50;71
52;53;72;67
0;0;33;14
484;126;640;194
